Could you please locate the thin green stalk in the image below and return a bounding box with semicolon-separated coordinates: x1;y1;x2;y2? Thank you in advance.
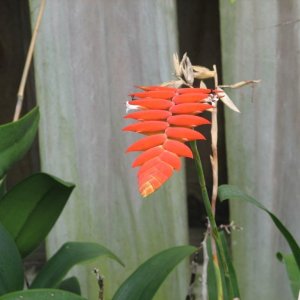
190;141;232;298
190;141;219;242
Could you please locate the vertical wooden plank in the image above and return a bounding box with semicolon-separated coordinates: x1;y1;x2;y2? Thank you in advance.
29;0;189;299
220;1;300;299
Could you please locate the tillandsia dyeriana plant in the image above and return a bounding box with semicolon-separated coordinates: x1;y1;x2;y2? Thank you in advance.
124;54;300;300
124;86;215;197
122;53;254;299
123;53;242;198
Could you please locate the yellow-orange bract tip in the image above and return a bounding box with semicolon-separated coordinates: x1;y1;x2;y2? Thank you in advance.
140;182;155;197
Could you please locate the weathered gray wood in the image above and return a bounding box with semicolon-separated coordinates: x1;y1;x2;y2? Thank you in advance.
220;1;300;299
29;1;189;299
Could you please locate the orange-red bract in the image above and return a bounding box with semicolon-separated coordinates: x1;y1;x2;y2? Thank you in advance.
124;86;214;197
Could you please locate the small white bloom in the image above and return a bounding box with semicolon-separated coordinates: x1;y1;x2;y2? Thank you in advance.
126;101;142;113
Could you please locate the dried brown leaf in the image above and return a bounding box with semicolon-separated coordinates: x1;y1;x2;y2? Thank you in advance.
219;80;261;89
199;80;207;89
161;79;185;88
182;56;194;85
173;53;182;77
193;65;215;79
218;88;240;113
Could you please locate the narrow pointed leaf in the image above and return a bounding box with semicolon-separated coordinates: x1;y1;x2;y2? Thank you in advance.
0;223;23;296
112;245;196;300
0;107;39;177
0;289;87;300
170;103;213;114
218;88;240;113
159;151;181;170
173;93;208;104
124;110;171;121
163;139;193;158
206;238;219;300
166;127;205;141
128;99;173;110
219;231;240;298
31;242;123;288
132;146;164;167
218;184;300;270
130;90;175;99
167;115;210;127
58;277;81;296
277;253;300;299
0;173;75;257
123;121;169;133
126;134;166;152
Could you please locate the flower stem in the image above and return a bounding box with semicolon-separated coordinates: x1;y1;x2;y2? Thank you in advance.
190;141;230;299
190;141;218;237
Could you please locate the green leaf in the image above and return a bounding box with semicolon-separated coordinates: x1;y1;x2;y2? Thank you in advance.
206;238;219;300
58;277;81;296
0;107;39;177
0;289;87;300
277;253;300;299
218;184;300;270
112;245;196;300
31;242;124;288
207;236;230;300
0;223;23;296
219;231;240;298
0;173;75;257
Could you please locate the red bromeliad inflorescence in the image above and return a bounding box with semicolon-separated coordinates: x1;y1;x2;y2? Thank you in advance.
124;86;218;197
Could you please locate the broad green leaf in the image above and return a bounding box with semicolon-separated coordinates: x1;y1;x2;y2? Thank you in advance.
58;277;81;296
219;231;240;298
0;223;23;296
0;289;87;300
31;242;123;288
277;253;300;299
112;245;196;300
0;107;39;177
0;173;75;257
218;184;300;270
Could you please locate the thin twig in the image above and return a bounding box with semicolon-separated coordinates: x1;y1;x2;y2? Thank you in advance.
210;65;223;300
94;268;105;300
13;0;46;122
218;79;260;89
211;64;218;216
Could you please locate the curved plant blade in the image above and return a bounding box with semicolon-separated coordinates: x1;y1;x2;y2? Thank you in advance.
0;223;23;296
206;238;220;300
112;245;196;300
277;253;300;299
0;289;87;300
219;231;240;298
0;173;75;257
218;184;300;270
31;242;124;288
0;107;39;177
58;277;81;296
